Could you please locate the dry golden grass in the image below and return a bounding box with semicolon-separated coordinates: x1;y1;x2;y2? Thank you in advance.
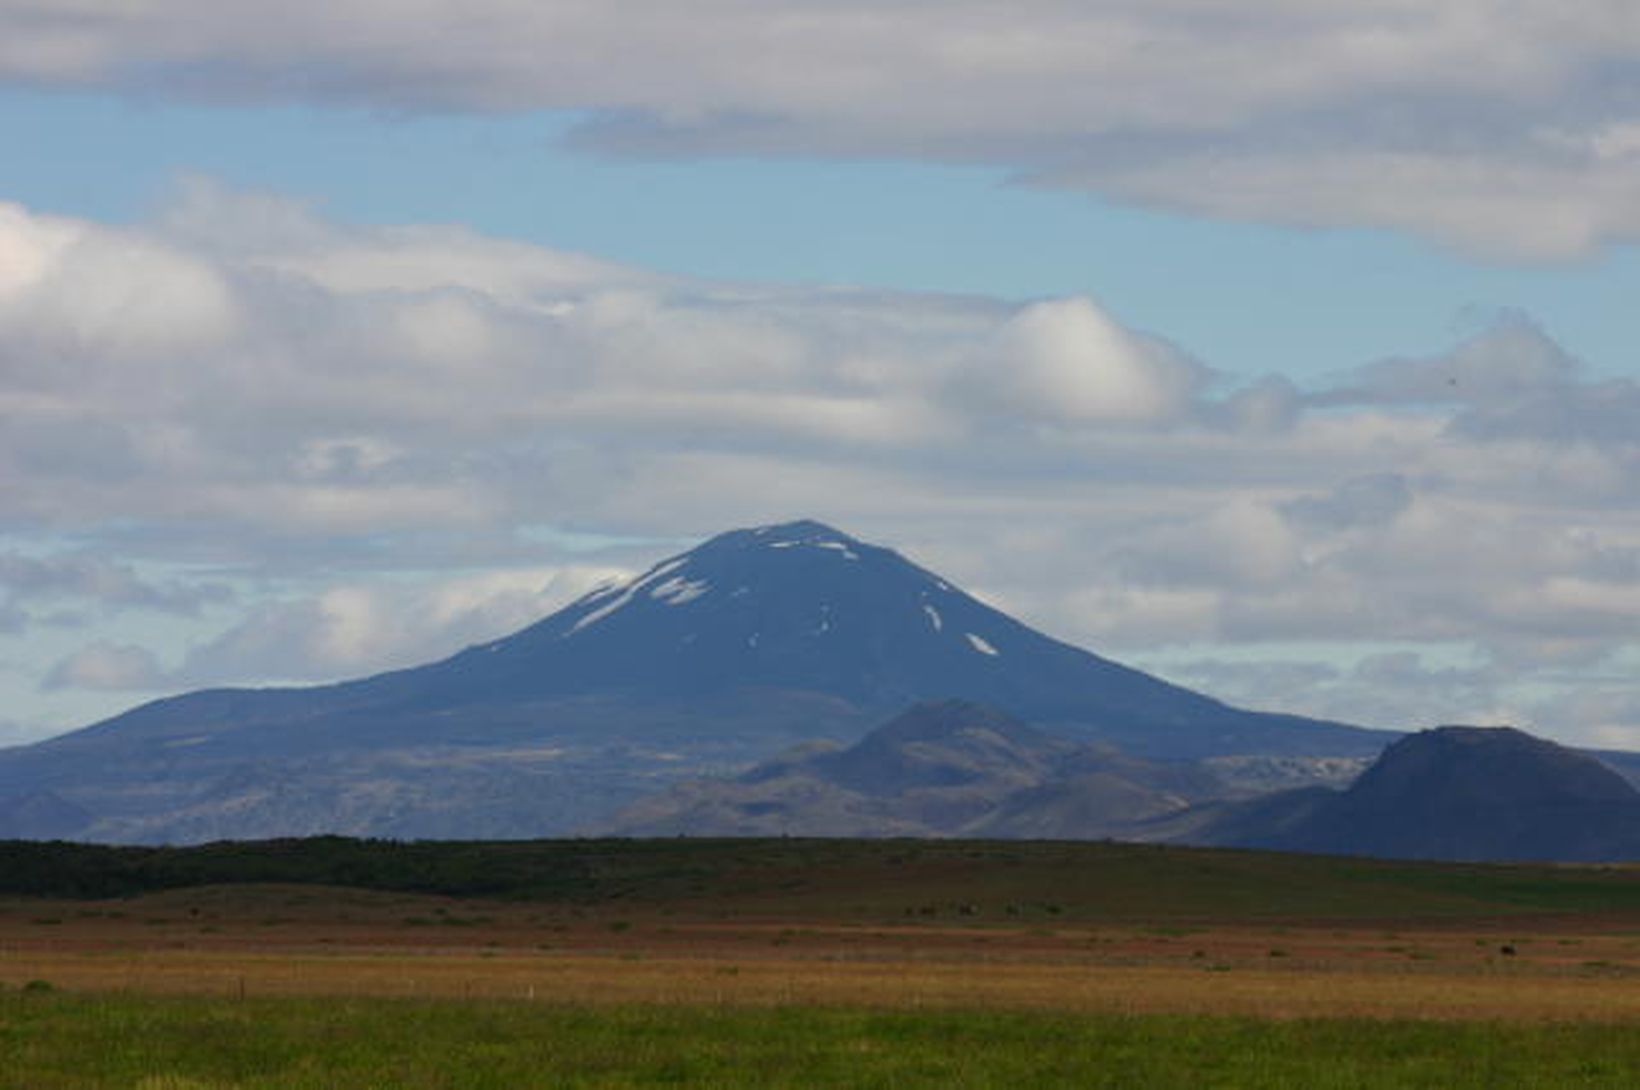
7;949;1640;1021
6;885;1640;1022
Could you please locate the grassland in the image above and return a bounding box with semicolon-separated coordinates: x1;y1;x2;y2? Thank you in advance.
6;837;1640;1086
9;994;1640;1089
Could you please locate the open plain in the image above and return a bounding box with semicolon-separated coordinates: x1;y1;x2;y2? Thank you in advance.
6;839;1640;1086
8;884;1640;1020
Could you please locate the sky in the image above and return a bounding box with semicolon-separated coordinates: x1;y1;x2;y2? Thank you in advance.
3;1;1640;749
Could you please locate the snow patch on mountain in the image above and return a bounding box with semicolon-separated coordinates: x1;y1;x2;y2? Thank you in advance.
966;633;999;656
757;522;860;558
570;557;687;633
651;575;710;605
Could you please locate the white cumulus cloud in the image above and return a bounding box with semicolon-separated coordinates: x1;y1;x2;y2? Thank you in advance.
974;298;1207;425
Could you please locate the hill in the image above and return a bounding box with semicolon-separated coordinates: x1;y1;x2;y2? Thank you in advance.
1162;726;1640;861
605;699;1223;837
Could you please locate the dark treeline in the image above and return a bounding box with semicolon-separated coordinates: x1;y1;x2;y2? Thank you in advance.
0;836;942;902
0;836;663;900
8;836;1640;923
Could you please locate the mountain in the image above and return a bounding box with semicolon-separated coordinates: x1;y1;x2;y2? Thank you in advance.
364;519;1384;755
0;519;1391;843
1159;725;1640;861
0;789;93;841
605;699;1223;838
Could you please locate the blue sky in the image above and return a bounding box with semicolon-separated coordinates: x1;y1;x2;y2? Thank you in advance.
4;1;1640;748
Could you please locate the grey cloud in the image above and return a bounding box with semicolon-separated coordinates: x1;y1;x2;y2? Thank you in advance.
1310;311;1640;450
177;598;335;684
175;565;628;686
1042;143;1640;261
0;717;45;746
1317;312;1581;407
42;643;165;692
1153;650;1523;735
1282;474;1413;531
1036;466;1640;672
1530;684;1640;749
1449;379;1640;444
5;4;1640;255
0;552;233;619
1349;651;1499;693
1212;376;1302;435
1148;657;1343;704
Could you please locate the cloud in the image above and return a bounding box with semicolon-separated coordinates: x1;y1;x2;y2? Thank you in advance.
3;185;1640;742
1282;474;1412;531
1152;650;1526;734
0;551;232;628
0;717;44;746
176;565;630;685
1320;311;1581;407
0;202;237;360
1042;146;1640;261
1532;684;1640;751
43;642;165;691
1450;380;1640;446
964;298;1208;426
0;185;1204;544
5;4;1640;255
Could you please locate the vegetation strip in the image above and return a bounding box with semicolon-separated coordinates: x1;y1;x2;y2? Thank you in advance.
7;994;1640;1089
7;949;1640;1022
6;837;1640;923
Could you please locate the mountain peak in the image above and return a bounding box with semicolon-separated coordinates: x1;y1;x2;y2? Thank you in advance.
539;518;890;644
697;519;867;557
751;518;855;543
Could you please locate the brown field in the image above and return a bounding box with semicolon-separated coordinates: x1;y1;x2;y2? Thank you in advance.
7;883;1640;1021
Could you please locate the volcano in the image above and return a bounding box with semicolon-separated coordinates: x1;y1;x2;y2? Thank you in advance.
0;520;1389;842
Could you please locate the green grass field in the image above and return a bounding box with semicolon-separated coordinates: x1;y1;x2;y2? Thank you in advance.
6;992;1640;1089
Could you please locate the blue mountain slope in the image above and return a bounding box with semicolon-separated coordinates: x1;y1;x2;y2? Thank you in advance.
342;520;1381;751
387;520;1230;715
